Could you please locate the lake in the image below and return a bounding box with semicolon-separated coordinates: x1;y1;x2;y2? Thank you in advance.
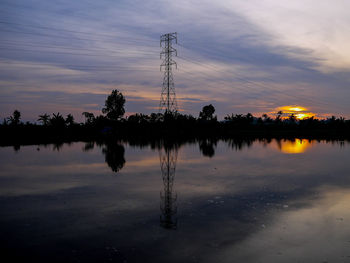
1;138;350;262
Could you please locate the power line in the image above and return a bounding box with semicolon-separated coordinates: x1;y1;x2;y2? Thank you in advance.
0;28;157;47
0;42;157;57
0;18;347;113
0;47;156;58
176;54;339;110
0;20;159;43
178;42;335;100
0;60;157;70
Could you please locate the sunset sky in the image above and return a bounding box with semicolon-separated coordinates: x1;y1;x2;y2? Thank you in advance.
1;0;350;121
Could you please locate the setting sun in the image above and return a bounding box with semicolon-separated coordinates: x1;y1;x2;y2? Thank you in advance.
278;106;307;112
295;113;315;120
276;105;316;120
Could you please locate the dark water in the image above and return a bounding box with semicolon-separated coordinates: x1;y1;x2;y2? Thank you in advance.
1;139;350;263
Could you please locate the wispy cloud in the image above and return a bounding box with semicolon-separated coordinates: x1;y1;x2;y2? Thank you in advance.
0;0;349;120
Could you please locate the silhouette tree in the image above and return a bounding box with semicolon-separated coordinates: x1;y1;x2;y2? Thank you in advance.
65;114;75;126
38;113;50;126
199;104;216;121
102;89;125;120
128;113;150;124
275;111;283;123
289;113;297;123
7;110;21;125
150;112;164;123
82;112;95;124
262;114;272;123
50;113;65;127
246;112;253;121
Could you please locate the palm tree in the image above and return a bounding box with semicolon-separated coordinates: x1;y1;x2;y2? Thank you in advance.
289;113;297;123
275;111;283;123
38;113;50;126
50;112;65;127
7;110;21;125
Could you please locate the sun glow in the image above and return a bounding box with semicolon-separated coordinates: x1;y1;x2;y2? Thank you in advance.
276;105;316;120
295;113;315;120
279;106;307;112
278;139;312;154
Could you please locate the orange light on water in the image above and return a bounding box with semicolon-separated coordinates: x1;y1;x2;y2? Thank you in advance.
279;139;312;154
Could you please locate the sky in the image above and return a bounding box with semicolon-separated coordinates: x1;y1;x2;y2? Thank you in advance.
0;0;350;122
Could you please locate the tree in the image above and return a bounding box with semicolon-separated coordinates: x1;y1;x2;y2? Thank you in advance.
82;112;95;124
65;114;75;126
102;89;125;120
50;112;65;127
245;113;253;121
7;110;21;125
38;113;50;126
275;111;283;122
289;113;297;123
127;113;149;124
199;104;216;121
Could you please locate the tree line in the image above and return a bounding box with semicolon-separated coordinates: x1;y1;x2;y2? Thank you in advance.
1;89;350;144
2;89;349;126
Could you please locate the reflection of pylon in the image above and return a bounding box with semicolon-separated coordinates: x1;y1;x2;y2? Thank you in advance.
159;147;178;229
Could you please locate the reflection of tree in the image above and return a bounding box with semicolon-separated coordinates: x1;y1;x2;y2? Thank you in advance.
225;138;254;151
13;144;20;152
53;142;64;151
83;141;95;152
159;145;178;229
199;139;217;158
102;142;125;173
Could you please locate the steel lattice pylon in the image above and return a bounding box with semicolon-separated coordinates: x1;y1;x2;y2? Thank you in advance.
159;32;178;114
159;146;178;229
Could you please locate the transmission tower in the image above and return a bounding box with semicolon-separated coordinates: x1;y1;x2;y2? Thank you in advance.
159;32;178;114
159;146;178;229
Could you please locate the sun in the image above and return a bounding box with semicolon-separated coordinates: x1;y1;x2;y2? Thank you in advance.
287;106;306;112
295;113;315;120
276;105;316;120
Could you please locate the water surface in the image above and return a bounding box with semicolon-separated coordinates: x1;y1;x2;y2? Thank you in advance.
1;139;350;262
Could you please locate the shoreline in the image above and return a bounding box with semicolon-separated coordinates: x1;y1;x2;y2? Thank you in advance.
1;124;349;147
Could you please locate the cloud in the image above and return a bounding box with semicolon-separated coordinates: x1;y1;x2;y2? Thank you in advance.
222;0;350;72
0;0;350;120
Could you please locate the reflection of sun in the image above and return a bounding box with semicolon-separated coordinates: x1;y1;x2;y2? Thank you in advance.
279;139;312;154
276;105;316;120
